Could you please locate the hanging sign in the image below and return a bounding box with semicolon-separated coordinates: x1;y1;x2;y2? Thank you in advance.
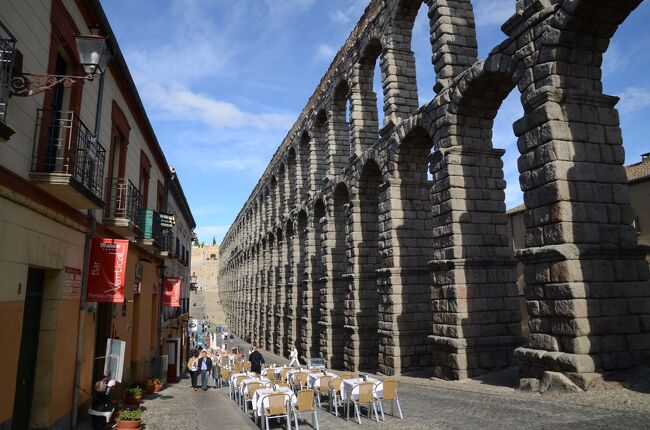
86;238;129;303
162;276;181;307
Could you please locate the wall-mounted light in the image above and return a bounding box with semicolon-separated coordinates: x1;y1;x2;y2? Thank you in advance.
12;33;112;97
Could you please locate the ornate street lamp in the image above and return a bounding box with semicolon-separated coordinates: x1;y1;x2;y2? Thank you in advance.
12;33;112;97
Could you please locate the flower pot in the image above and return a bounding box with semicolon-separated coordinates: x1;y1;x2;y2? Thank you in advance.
154;384;162;392
145;385;155;394
116;419;141;429
124;395;141;405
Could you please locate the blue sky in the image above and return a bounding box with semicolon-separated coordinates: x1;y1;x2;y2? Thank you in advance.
102;0;650;244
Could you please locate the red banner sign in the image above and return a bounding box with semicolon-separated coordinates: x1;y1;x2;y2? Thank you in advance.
162;277;181;307
86;238;129;303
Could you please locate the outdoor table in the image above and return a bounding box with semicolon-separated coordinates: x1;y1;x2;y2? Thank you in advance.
287;368;310;384
307;371;338;388
262;366;284;379
240;377;271;397
229;372;251;399
340;377;380;401
252;386;296;422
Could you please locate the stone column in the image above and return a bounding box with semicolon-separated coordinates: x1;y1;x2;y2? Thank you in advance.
513;89;650;389
429;146;521;380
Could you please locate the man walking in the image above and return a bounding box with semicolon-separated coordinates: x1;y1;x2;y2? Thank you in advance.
248;346;265;374
197;350;213;391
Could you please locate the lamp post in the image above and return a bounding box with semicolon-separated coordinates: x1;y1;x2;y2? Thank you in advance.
12;33;111;97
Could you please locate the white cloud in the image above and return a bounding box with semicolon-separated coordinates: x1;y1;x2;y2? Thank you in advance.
140;82;294;130
329;0;367;25
617;87;650;113
315;43;336;62
473;0;515;28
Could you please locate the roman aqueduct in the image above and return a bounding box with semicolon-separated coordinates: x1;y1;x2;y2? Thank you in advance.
218;0;649;389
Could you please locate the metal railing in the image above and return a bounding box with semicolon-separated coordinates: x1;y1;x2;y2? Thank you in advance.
0;21;17;122
32;110;106;200
159;230;175;255
105;178;142;228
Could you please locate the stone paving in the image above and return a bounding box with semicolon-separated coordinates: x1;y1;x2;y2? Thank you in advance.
125;340;650;430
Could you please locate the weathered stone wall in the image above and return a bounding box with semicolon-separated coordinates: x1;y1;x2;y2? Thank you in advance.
219;0;650;389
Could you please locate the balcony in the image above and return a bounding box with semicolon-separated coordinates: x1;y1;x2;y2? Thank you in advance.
136;209;161;251
103;178;142;236
30;110;105;208
0;21;16;142
157;230;175;260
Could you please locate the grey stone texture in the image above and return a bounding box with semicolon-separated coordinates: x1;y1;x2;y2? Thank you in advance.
219;0;650;388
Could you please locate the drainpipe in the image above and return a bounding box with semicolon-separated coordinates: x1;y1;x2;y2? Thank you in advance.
72;70;106;428
157;169;174;374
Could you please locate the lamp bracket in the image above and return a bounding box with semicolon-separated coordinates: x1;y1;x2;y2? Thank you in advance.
11;72;93;97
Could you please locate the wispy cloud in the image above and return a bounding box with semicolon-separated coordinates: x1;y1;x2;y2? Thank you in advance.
329;0;367;25
140;83;294;130
617;87;650;113
315;43;336;62
473;0;515;27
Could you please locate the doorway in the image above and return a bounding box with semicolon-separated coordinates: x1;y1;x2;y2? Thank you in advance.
12;268;45;430
93;302;113;382
166;338;181;381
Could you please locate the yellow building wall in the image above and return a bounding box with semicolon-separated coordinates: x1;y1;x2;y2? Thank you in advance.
0;196;86;427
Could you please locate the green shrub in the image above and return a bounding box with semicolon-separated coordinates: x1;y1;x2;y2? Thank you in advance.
125;387;142;397
118;408;142;421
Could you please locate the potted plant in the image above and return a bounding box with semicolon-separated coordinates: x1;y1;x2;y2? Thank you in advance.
116;408;142;429
123;386;142;405
144;378;156;394
152;378;163;392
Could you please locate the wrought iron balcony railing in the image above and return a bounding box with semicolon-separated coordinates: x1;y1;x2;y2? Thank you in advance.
0;21;16;123
32;110;106;200
105;178;142;228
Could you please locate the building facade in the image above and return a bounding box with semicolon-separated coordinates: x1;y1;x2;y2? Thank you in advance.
0;1;194;428
218;0;650;391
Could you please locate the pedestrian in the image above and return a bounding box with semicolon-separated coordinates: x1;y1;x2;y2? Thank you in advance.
210;349;221;388
248;345;265;374
289;344;299;367
187;352;199;391
197;350;213;391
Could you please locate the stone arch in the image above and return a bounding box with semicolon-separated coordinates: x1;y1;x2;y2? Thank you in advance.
389;0;478;99
350;37;384;156
505;0;650;387
328;80;352;174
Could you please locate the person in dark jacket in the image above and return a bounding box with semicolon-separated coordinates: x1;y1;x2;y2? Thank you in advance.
197;350;213;391
248;346;265;374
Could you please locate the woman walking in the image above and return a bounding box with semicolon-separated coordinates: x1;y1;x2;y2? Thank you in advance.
187;351;199;391
289;345;299;367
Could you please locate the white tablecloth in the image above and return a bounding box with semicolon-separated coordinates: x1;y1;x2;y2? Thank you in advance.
287;369;310;384
230;372;251;387
261;366;284;379
253;387;296;417
307;371;338;388
340;377;381;401
240;377;271;397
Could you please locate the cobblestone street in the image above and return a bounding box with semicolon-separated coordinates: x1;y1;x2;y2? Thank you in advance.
130;340;650;430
